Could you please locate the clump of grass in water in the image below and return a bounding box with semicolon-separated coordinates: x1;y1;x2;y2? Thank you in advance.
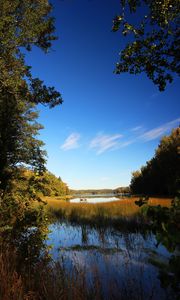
69;207;81;223
48;207;66;221
93;206;108;225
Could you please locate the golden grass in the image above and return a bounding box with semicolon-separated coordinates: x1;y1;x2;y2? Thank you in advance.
44;196;172;222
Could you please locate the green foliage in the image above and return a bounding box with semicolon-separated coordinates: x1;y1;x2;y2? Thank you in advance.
136;195;180;296
0;3;68;296
0;168;69;228
0;169;48;228
27;170;69;197
136;195;180;250
135;196;149;207
0;0;64;232
0;0;62;192
144;196;180;252
112;0;180;90
0;0;63;110
0;95;46;191
130;127;180;196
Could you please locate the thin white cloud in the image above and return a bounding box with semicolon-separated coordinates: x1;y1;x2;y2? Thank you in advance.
90;133;123;154
60;118;179;153
140;118;180;141
131;126;143;132
60;133;81;150
118;140;135;148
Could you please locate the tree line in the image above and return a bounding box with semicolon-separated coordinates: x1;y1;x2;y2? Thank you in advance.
130;127;180;196
70;186;130;196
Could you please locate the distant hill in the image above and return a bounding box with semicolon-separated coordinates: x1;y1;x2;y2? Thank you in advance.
70;186;130;195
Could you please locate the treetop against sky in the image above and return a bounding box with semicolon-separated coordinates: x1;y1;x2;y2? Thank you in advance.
24;0;179;189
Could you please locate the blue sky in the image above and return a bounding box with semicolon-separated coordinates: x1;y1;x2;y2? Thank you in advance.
26;0;179;189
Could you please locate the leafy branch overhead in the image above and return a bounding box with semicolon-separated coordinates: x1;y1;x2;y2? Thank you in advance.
112;0;180;91
0;0;63;107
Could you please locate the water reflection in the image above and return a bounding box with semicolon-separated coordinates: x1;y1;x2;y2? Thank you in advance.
47;222;171;299
70;196;120;203
1;218;176;299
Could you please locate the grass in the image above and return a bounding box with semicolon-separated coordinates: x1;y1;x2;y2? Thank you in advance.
44;197;172;229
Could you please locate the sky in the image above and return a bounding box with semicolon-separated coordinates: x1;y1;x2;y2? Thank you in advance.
25;0;179;189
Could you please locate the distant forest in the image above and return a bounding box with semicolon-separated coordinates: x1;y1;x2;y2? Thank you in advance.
70;187;130;195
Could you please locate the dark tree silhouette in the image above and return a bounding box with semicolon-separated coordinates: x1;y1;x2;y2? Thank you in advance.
113;0;180;91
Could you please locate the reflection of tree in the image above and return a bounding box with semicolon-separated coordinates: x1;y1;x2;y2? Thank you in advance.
0;208;52;299
98;228;106;245
0;203;50;281
81;225;88;245
158;255;180;298
0;223;93;299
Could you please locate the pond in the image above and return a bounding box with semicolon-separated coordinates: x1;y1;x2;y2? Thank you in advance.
47;221;172;300
70;196;120;203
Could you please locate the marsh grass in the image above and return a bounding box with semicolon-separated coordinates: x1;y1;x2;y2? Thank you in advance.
45;197;171;229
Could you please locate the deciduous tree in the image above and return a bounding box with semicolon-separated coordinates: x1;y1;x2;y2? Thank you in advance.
112;0;180;90
0;0;62;192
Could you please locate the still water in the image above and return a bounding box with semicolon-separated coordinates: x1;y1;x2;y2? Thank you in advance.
70;196;120;203
47;222;171;299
